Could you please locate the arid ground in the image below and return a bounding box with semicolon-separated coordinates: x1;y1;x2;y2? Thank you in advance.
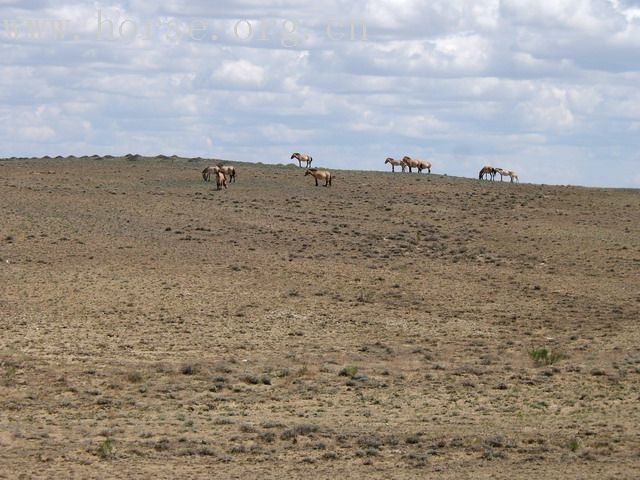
1;155;639;479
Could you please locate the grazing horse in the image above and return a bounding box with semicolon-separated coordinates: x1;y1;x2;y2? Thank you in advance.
505;170;519;183
202;166;220;182
495;167;519;183
304;168;332;187
479;166;496;181
401;156;422;173
218;165;236;183
291;152;313;168
385;158;406;173
215;170;227;190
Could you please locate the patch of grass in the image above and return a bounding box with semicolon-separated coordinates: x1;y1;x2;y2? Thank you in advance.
356;289;374;304
528;347;564;366
180;363;199;375
126;371;143;383
569;438;580;452
281;424;319;440
97;438;114;459
339;366;359;378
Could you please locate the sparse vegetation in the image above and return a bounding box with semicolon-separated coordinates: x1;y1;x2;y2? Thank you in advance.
528;348;564;366
339;366;359;378
569;438;580;452
97;438;114;459
2;157;637;477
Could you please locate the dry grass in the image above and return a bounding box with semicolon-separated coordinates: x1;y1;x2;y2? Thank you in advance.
0;155;639;478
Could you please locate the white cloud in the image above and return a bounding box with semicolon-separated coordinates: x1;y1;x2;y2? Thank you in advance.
1;1;639;186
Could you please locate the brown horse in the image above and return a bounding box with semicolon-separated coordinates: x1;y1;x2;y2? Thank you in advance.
402;156;432;173
202;166;220;182
215;170;227;190
402;156;421;173
291;152;313;168
218;165;236;183
479;166;496;181
304;168;332;187
385;158;406;173
416;159;432;173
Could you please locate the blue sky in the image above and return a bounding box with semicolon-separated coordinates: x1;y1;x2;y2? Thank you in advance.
1;0;640;187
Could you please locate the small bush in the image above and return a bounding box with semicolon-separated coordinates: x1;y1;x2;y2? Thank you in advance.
126;371;143;383
528;348;563;366
180;364;199;375
281;424;319;440
569;438;580;452
98;438;114;459
339;366;359;378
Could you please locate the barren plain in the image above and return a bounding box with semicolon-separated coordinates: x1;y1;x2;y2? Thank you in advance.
1;155;639;478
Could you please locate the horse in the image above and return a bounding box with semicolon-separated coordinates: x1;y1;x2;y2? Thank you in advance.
505;170;519;183
495;168;519;183
304;168;332;187
215;170;227;190
291;152;313;168
416;160;432;173
479;166;497;181
385;158;406;173
202;166;220;182
401;156;422;173
218;165;236;183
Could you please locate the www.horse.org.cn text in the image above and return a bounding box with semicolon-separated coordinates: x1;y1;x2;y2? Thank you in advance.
1;11;368;47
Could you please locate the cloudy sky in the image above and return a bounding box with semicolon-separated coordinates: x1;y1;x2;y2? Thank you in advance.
1;0;640;187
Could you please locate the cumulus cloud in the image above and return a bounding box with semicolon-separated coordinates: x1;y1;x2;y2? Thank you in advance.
0;0;639;186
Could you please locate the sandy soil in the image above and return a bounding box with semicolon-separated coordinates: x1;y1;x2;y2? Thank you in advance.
1;155;639;479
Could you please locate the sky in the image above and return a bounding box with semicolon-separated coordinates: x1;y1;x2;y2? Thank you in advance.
1;0;640;187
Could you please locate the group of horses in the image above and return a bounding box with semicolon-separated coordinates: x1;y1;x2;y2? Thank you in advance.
201;153;519;190
384;156;432;173
291;153;333;186
478;166;519;183
202;164;236;190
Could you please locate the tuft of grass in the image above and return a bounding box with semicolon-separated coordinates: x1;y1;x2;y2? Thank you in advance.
180;363;199;375
569;438;580;452
98;438;114;459
356;290;374;304
126;371;143;383
528;347;564;366
281;424;319;440
339;366;359;378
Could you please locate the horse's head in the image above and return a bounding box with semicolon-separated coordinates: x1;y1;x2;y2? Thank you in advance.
291;153;298;159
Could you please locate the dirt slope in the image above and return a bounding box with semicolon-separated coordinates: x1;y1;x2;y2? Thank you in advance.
1;156;639;478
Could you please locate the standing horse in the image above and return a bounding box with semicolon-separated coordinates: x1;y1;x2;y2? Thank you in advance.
215;170;227;190
416;159;432;173
304;168;332;187
401;156;422;173
385;158;406;173
291;153;313;168
218;165;236;183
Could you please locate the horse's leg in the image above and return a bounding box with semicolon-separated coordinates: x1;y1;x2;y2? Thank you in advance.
315;177;318;186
